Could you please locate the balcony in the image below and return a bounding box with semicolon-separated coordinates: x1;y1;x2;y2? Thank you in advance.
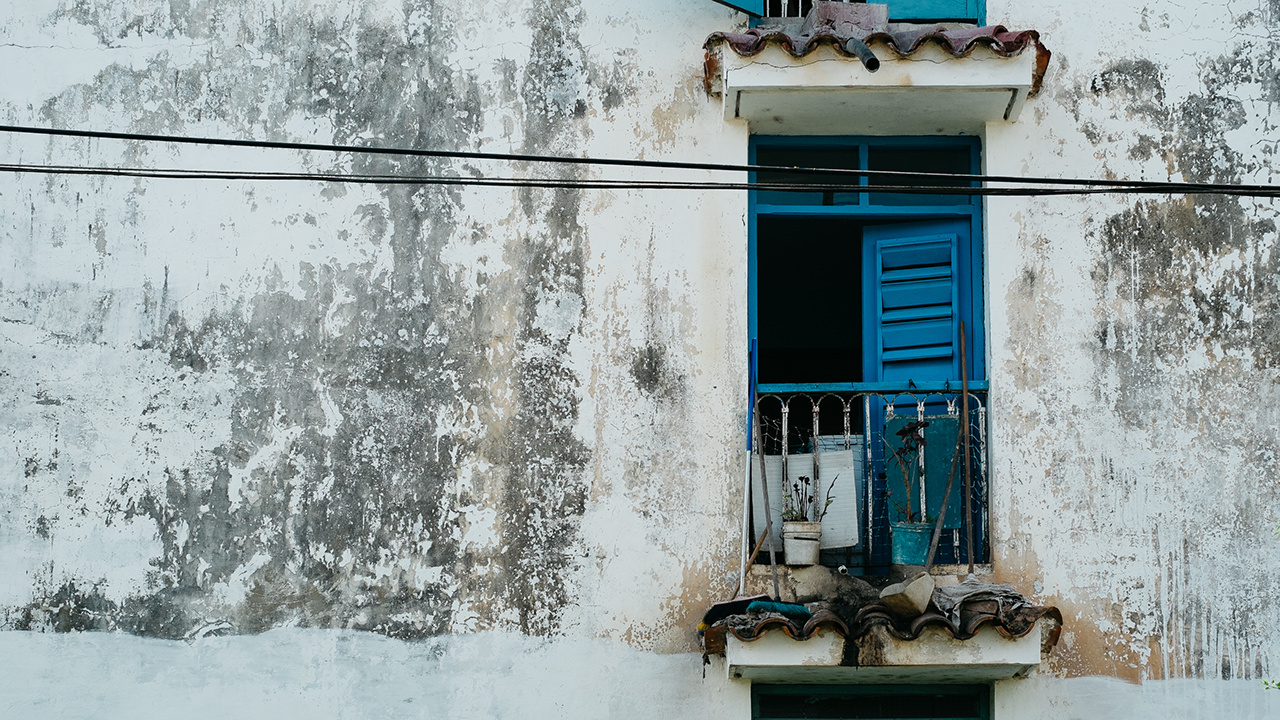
746;381;989;573
701;380;1065;683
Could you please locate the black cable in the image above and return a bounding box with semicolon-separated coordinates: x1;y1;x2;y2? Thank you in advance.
5;162;1280;197
3;123;1278;195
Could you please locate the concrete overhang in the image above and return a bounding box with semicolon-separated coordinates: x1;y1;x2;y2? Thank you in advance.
707;43;1040;136
724;617;1053;683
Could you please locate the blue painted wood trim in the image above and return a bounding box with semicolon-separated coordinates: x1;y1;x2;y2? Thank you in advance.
709;0;763;17
758;381;989;393
755;205;977;219
749;135;985;376
747;339;757;450
751;135;983;147
889;0;982;22
748;141;759;364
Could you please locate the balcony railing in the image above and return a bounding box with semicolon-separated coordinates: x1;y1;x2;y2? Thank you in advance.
746;382;989;572
763;0;828;19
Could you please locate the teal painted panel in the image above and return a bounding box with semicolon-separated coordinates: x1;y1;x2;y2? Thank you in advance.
709;0;763;16
883;415;964;529
756;381;989;393
889;0;980;21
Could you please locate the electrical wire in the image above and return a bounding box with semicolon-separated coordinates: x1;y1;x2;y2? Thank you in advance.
3;162;1279;197
3;123;1280;196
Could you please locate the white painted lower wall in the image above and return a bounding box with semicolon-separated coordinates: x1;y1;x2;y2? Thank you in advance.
0;629;750;720
994;675;1276;720
3;629;1275;719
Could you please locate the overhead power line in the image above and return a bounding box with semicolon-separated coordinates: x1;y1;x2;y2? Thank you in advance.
2;123;1280;197
3;162;1279;197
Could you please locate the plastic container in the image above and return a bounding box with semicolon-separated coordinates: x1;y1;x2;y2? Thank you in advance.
782;521;822;565
890;521;933;565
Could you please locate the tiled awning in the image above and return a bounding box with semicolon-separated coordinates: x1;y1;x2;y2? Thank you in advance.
700;577;1062;683
703;2;1051;134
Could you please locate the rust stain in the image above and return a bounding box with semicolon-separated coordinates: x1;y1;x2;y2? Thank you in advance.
1041;597;1145;683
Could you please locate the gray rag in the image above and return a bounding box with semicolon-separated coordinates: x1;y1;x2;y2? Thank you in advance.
932;576;1028;625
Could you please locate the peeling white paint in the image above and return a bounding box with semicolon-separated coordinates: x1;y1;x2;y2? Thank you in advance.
0;0;1279;716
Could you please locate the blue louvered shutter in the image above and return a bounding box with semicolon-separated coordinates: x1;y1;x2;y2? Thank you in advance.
863;219;966;384
709;0;763;16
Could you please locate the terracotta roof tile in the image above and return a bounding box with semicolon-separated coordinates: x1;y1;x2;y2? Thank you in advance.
704;3;1051;95
699;590;1062;656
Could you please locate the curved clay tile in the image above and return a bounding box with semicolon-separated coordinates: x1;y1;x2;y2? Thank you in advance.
705;24;1052;96
853;603;1063;643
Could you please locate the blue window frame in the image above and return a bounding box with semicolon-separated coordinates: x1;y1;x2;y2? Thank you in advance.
752;684;991;720
749;135;985;394
749;136;987;569
715;0;985;24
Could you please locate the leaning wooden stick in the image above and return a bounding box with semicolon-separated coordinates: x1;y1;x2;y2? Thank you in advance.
728;529;770;599
960;321;974;575
924;429;963;574
753;405;782;602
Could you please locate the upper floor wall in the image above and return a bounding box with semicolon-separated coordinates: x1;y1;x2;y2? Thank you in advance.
0;0;1277;693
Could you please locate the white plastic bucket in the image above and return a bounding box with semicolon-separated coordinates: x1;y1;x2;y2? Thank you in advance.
782;521;822;566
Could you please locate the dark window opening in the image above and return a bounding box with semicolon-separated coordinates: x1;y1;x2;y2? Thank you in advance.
764;0;821;18
754;145;862;206
753;685;989;720
754;393;865;456
756;215;865;386
867;145;974;206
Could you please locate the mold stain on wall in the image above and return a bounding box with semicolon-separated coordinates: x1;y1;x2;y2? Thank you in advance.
999;11;1280;681
0;0;619;640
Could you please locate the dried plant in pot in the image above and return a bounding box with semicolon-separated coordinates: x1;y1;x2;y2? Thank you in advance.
780;474;836;566
884;420;933;566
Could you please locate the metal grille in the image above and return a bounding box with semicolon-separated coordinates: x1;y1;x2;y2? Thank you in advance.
765;0;857;19
750;387;990;569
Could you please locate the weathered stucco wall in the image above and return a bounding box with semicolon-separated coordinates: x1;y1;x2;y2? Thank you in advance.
0;0;750;651
3;0;1280;716
987;0;1280;689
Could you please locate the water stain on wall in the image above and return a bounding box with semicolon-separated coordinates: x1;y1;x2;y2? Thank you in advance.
4;0;608;640
1002;39;1280;680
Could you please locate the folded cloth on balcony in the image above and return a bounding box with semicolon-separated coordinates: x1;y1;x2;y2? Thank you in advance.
932;576;1027;626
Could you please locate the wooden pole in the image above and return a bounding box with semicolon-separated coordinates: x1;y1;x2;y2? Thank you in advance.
960;321;974;574
728;529;771;599
753;404;782;601
924;429;963;574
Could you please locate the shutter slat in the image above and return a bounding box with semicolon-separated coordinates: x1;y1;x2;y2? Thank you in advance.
864;220;964;383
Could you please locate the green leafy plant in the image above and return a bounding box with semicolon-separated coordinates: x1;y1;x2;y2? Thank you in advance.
883;420;929;522
781;474;838;522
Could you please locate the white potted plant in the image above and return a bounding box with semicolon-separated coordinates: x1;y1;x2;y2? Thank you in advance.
780;474;836;566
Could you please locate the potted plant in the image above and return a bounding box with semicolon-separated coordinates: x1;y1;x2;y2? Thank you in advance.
780;474;837;566
885;420;933;566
